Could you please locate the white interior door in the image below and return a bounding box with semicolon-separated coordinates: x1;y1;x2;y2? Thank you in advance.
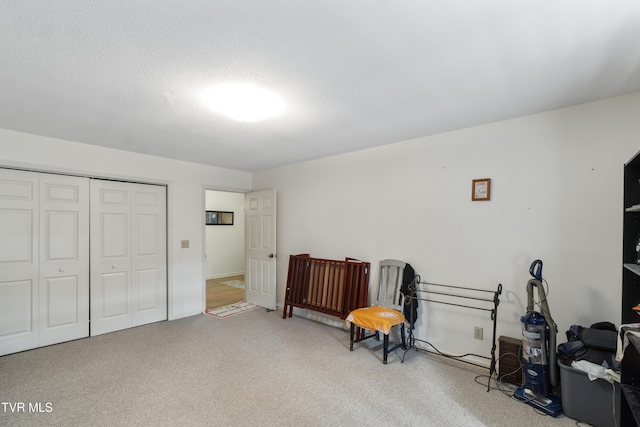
245;189;276;310
90;180;132;336
38;173;89;346
0;169;39;355
131;183;167;327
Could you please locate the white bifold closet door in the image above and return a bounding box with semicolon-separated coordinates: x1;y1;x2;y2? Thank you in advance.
90;180;167;336
0;169;89;356
39;173;90;346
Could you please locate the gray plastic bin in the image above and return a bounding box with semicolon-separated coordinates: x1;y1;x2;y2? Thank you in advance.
558;360;620;427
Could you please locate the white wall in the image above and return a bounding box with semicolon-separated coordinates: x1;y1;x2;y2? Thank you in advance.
252;92;640;363
205;190;245;278
0;129;252;320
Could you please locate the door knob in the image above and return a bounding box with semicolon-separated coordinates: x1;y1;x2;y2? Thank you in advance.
269;254;275;258
59;268;63;272
112;265;116;269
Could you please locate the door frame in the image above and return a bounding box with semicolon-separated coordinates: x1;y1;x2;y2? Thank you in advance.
201;185;251;313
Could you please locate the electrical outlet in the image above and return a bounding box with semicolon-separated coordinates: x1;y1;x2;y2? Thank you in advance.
181;240;189;248
474;326;483;340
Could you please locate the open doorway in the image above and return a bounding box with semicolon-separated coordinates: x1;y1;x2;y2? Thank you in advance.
205;190;245;310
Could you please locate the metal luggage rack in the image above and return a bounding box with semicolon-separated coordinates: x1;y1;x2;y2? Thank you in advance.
403;275;502;392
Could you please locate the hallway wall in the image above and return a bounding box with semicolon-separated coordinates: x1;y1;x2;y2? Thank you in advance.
205;190;245;279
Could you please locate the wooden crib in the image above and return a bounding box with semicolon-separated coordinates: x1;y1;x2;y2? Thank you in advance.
282;254;370;320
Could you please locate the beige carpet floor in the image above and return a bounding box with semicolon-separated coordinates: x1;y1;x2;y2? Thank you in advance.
0;309;592;426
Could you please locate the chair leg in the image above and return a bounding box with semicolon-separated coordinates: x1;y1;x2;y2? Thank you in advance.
401;323;406;349
350;324;355;351
383;333;389;364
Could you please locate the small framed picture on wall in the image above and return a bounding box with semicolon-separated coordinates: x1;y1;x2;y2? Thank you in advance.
472;178;491;201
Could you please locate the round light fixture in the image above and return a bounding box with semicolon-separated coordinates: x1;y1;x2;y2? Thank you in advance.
203;84;285;122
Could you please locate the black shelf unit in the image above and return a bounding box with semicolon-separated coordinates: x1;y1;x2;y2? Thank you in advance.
622;151;640;426
621;335;640;426
623;150;640;324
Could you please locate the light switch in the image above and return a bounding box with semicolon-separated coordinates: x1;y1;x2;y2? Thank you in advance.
181;240;189;248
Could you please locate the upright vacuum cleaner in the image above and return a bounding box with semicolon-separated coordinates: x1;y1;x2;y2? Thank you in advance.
513;260;562;417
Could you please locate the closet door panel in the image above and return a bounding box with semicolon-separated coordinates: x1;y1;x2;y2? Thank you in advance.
131;184;166;327
39;174;89;346
0;280;35;354
43;276;79;324
0;169;39;356
101;272;128;317
90;180;132;336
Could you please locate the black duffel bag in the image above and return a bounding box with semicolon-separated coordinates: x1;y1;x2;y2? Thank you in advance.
558;321;618;369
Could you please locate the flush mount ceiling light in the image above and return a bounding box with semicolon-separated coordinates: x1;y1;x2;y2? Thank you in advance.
203;84;285;122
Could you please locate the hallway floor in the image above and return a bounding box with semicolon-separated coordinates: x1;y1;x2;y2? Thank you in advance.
206;274;244;310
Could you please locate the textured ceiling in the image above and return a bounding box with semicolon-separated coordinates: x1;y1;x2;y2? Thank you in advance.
2;1;640;172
